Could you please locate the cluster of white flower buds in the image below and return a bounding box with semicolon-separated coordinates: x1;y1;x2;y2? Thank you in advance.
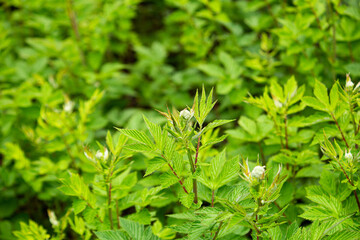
180;108;194;120
251;165;266;179
239;158;266;184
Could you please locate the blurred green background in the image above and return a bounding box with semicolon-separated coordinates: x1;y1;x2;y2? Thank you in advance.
1;0;360;238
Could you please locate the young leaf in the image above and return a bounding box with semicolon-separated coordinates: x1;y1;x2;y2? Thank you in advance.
144;157;166;177
119;217;160;240
329;83;339;111
106;131;115;154
143;115;162;148
302;96;327;111
116;128;154;149
314;80;329;107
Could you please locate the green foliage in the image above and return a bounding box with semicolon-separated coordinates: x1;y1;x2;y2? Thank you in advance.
2;0;360;239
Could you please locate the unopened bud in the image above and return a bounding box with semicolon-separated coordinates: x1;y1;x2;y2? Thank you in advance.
48;210;59;226
63;100;74;113
345;149;353;161
346;73;354;91
273;99;283;109
96;148;109;161
251;166;266;179
180;108;194;120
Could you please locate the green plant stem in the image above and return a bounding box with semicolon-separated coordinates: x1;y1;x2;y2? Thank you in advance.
186;149;198;203
211;189;215;207
348;42;355;62
116;200;120;229
166;162;189;194
327;0;336;63
194;134;201;168
354;191;360;212
66;0;86;66
106;162;115;229
212;221;223;240
334;159;360;212
330;112;349;148
284;113;289;149
257;142;265;165
270;114;284;148
264;0;278;27
348;95;358;149
106;182;113;229
83;199;103;223
161;154;189;194
273;201;292;224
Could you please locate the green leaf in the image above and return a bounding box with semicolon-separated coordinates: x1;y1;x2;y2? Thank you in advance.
238;116;256;135
143;116;162;148
329;83;339;111
285;76;297;100
58;173;96;207
314;80;329;107
73;199;87;215
197;64;224;78
179;192;195;208
106;131;115;155
125;143;154;152
302;96;327;111
144;157;166;177
159;172;178;188
196;119;233;138
119;217;160;240
95;230;129;240
270;81;284;102
116;128;154;149
327;230;360;240
13;220;50;240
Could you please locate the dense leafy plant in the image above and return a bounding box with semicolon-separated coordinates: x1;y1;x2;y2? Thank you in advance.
2;0;360;239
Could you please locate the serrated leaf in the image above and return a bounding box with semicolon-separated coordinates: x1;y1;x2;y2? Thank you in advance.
119;217;160;240
302;96;327;111
144;157;166;177
327;230;360;240
270;81;284;102
179;192;195;208
329;83;339;111
314;80;329;107
125;143;154;152
73;199;87;215
238;116;256;135
202;119;234;135
106;131;115;155
159;172;179;188
95;230;129;240
116;128;154;149
143;116;162;149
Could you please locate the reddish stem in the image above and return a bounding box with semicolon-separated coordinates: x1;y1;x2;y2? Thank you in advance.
167;163;188;194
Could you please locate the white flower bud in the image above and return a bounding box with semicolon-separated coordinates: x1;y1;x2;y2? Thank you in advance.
273;99;283;109
48;210;59;226
261;200;265;205
180;108;194;120
346;73;354;91
96;148;109;161
345;149;353;161
251;166;266;179
63;100;74;113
